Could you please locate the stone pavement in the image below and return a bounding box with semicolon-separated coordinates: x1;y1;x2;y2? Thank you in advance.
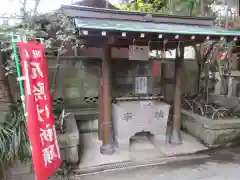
79;147;240;180
8;147;240;180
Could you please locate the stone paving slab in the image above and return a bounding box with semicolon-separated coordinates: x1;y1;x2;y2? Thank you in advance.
79;160;240;180
78;131;208;168
78;147;240;180
153;132;208;156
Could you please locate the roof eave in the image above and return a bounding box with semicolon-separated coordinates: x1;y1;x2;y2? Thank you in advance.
61;5;215;27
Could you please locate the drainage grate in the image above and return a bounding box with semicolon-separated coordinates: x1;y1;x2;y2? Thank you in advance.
73;154;209;177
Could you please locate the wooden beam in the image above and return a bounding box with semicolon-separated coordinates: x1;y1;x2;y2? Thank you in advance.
46;56;196;62
77;31;226;49
76;35;235;51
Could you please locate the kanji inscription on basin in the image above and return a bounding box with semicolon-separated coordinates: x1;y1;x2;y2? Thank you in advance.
122;112;134;121
154;110;164;120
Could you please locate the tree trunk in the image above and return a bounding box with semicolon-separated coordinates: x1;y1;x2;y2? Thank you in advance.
193;45;202;94
189;1;194;16
200;0;204;16
194;42;217;95
0;46;14;111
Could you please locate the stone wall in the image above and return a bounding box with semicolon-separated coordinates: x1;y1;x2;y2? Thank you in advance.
6;55;199;135
47;57;101;108
9;56;198;109
47;58;198;107
163;60;198;102
7;45;199;134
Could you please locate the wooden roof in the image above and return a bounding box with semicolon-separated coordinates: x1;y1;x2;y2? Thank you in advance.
62;5;240;49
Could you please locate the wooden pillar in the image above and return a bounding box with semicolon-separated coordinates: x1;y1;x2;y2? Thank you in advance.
160;62;165;97
170;42;184;145
100;43;115;154
98;68;103;140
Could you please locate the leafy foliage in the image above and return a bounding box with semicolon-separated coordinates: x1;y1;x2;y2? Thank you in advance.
1;9;77;76
169;0;201;16
0;101;31;179
0;98;70;178
0;2;78;178
53;161;74;180
120;0;166;13
119;0;218;16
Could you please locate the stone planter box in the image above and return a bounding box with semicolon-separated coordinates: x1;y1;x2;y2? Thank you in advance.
57;114;80;164
181;109;240;147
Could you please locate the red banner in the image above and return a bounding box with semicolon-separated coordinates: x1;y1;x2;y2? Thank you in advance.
18;42;61;180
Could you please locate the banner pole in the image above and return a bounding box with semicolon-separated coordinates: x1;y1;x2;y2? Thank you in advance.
12;36;26;115
16;41;62;180
12;36;38;179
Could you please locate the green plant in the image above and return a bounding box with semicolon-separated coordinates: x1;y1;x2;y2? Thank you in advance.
0;2;77;178
0;101;31;179
0;97;71;178
54;161;74;180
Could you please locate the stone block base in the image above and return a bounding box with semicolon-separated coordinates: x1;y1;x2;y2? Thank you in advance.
61;146;79;164
182;110;240;147
57;114;80;164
